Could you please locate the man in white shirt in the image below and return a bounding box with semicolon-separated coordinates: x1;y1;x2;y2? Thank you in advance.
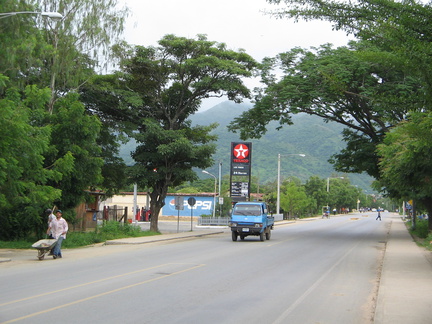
47;210;68;259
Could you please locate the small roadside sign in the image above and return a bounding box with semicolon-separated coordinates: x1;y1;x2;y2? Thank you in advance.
175;196;184;210
188;197;196;206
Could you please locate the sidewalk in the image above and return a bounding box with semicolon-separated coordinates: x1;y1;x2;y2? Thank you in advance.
374;216;432;323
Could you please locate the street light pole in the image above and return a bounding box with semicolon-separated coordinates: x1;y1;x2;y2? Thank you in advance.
0;11;63;20
218;162;222;216
277;154;281;215
218;162;222;198
326;176;344;211
276;153;306;215
202;170;217;218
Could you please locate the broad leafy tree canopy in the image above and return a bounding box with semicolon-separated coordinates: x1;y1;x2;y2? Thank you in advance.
0;81;61;239
229;41;422;178
119;34;257;130
115;34;258;231
229;0;432;180
377;112;432;229
0;0;128;239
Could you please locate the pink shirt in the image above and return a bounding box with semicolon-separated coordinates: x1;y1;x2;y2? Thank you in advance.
50;217;68;239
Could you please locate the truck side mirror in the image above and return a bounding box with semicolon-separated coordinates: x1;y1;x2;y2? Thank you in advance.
264;208;268;214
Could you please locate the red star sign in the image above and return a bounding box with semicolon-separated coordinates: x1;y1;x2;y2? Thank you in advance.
233;144;249;159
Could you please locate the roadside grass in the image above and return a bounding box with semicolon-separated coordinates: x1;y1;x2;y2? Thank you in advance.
0;221;160;249
406;218;432;251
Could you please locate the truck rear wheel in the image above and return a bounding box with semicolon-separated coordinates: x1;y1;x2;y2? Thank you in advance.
232;231;238;241
265;230;271;240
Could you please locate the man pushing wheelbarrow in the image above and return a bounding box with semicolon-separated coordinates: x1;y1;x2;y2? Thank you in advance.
46;210;68;259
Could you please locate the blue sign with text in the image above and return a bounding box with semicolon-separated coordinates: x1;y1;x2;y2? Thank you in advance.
162;196;214;216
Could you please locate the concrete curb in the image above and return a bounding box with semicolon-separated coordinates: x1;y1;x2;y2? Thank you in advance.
104;231;225;245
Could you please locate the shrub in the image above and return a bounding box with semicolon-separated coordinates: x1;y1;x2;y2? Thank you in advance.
409;219;429;239
1;221;159;249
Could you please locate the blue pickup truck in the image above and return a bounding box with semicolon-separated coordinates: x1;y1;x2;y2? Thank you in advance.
229;201;274;241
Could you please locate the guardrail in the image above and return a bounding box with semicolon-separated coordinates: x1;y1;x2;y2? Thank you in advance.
272;214;284;221
198;215;285;225
198;217;230;226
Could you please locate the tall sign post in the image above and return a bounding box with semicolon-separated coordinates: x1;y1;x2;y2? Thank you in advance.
230;142;252;202
175;196;184;233
187;197;196;231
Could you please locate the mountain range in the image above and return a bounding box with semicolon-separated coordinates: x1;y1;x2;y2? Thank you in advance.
118;101;374;191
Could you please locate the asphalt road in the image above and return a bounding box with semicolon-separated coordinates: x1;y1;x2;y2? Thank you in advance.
0;213;387;324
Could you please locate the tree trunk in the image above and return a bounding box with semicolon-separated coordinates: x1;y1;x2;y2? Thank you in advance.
149;199;161;233
149;185;168;232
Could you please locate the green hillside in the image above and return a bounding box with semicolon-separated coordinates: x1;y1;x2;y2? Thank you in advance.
118;101;374;190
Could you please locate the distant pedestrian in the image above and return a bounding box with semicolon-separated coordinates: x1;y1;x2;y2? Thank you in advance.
47;210;68;259
376;208;382;221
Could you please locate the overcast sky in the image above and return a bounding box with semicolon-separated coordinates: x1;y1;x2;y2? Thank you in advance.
118;0;352;109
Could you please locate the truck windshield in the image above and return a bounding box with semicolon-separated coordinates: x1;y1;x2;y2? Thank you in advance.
233;205;261;216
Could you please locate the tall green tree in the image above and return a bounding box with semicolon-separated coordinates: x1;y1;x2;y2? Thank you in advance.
1;0;129;116
1;1;128;107
229;0;432;177
377;112;432;231
265;0;432;92
130;120;218;231
117;35;258;232
229;42;422;179
280;180;315;218
31;0;129;112
0;80;61;239
304;176;327;213
259;0;432;215
327;177;358;211
78;74;132;196
0;0;52;93
0;0;129;237
45;92;104;211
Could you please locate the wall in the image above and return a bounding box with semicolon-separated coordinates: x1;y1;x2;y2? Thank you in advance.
162;195;214;217
103;193;215;219
102;192;150;218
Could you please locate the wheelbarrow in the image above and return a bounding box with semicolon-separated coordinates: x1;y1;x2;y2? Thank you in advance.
31;239;58;260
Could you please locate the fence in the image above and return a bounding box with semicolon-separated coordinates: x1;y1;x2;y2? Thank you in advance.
103;205;128;223
197;217;230;226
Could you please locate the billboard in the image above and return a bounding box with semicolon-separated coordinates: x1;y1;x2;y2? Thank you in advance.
162;195;214;216
230;142;252;200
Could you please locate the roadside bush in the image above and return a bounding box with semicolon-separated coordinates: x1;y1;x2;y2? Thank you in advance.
407;219;432;251
409;219;429;239
0;221;159;249
0;238;38;249
62;221;159;248
63;232;100;248
97;221;147;238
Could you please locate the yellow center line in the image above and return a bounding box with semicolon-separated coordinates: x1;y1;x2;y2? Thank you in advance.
3;263;205;324
0;263;192;307
266;237;295;247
